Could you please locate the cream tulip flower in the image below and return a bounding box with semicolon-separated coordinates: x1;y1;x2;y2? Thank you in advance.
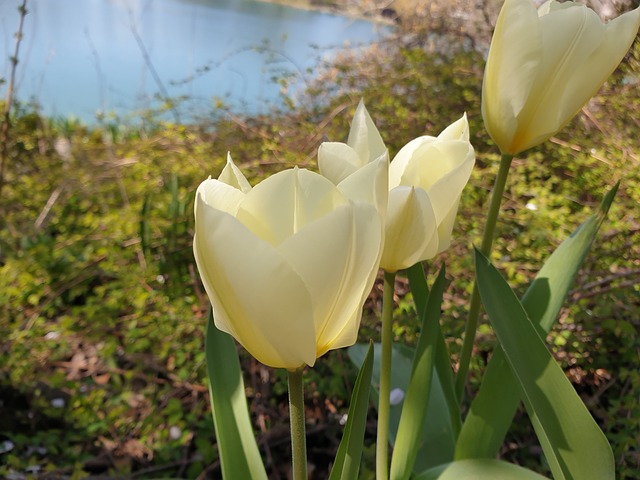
383;114;475;271
193;155;386;370
319;104;475;272
482;0;640;155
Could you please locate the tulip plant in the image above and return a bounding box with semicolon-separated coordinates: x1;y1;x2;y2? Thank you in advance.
192;0;640;478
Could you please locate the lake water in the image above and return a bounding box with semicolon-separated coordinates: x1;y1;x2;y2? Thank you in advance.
0;0;389;122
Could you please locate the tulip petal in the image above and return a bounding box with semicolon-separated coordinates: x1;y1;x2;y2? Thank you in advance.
194;196;317;369
517;4;605;148
381;186;438;272
435;196;461;254
320;203;384;352
438;113;469;142
218;153;252;193
389;136;437;188
318;142;363;184
236;168;346;246
196;178;246;216
401;140;475;225
347;99;387;165
482;0;541;154
524;3;640;149
277;202;382;356
337;154;389;217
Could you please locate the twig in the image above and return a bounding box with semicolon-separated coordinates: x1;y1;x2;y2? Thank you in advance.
571;279;640;301
579;269;640;291
128;11;180;123
0;0;28;200
34;182;66;230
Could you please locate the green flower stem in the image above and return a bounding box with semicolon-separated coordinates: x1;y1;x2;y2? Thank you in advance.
455;153;514;401
377;270;396;480
288;368;307;480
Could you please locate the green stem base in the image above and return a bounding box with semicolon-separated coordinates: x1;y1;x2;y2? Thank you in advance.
288;368;307;480
377;270;396;480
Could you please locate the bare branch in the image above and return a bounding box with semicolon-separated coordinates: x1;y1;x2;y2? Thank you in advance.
0;0;28;201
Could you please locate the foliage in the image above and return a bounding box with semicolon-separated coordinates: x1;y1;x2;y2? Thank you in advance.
1;28;639;479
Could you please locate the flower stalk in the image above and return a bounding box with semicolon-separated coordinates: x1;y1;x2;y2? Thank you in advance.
377;270;396;480
455;153;513;400
288;368;307;480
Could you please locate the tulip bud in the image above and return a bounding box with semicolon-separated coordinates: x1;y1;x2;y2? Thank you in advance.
193;156;386;369
482;0;640;155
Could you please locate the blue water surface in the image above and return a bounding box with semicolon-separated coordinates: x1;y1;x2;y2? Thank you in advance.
0;0;388;122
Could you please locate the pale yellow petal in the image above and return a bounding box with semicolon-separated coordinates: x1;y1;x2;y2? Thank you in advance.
381;186;438;272
317;203;384;356
347;99;387;164
193;197;317;369
236;168;346;246
537;0;553;15
516;3;604;150
318;142;363;184
337;154;389;217
401;140;475;225
218;153;252;193
435;195;461;254
523;4;640;151
438;113;470;142
195;178;245;216
482;0;542;154
316;201;383;353
389;136;437;189
277;202;382;356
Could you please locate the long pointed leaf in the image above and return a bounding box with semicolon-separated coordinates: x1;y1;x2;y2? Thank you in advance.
329;341;374;480
474;249;614;480
348;342;455;472
205;309;268;480
415;459;549;480
407;264;461;436
391;267;447;480
456;185;617;459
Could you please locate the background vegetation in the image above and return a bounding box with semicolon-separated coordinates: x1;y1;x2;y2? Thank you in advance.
1;1;639;478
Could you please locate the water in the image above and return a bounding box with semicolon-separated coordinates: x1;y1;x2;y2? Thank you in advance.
0;0;388;122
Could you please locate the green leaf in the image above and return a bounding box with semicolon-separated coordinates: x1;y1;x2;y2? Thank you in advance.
205;308;268;480
456;185;617;459
390;267;446;480
348;342;455;473
407;263;461;437
415;459;549;480
329;341;374;480
474;249;614;480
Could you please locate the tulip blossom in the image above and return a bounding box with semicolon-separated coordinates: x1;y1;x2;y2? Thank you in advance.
319;99;388;184
319;104;475;272
482;0;640;155
383;115;475;271
193;155;387;369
